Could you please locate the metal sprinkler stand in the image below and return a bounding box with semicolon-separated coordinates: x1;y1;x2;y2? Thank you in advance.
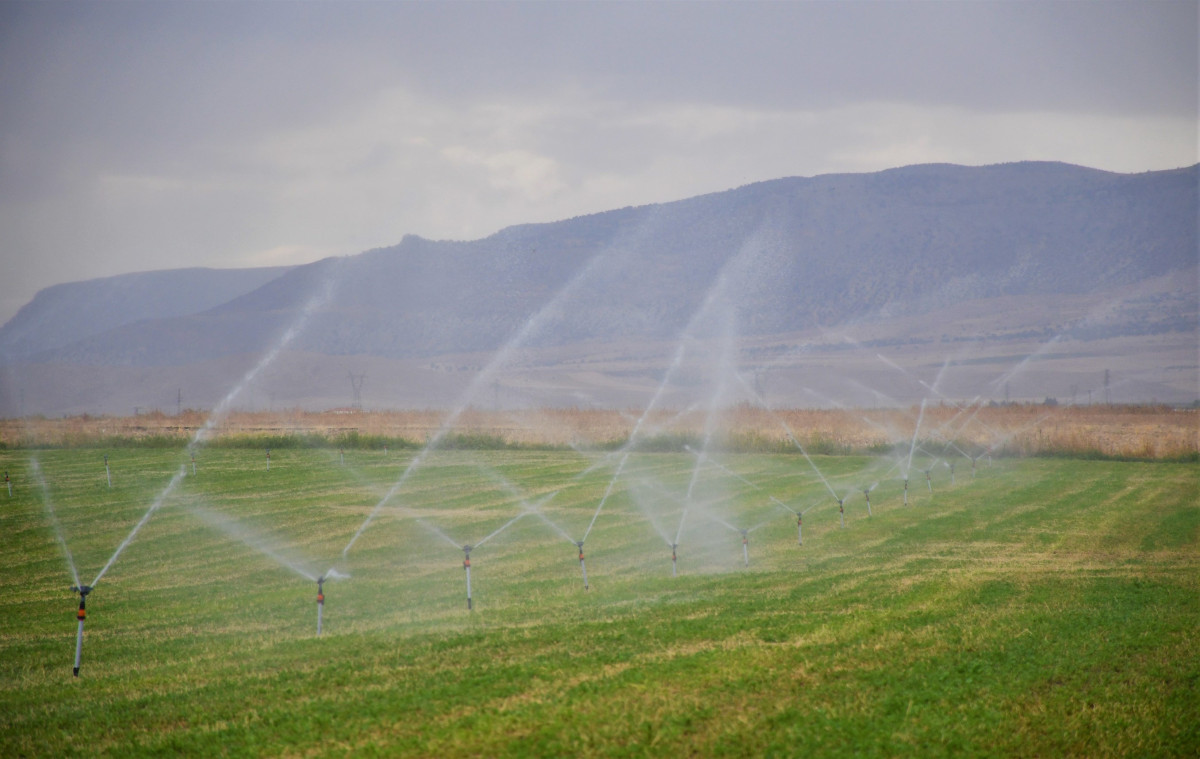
266;449;271;471
5;471;10;497
462;545;473;610
71;585;93;677
576;541;589;591
671;544;678;577
740;529;749;567
949;462;956;485
925;469;933;494
316;577;325;636
838;498;845;529
863;489;873;517
903;478;909;506
797;514;803;545
104;455;111;488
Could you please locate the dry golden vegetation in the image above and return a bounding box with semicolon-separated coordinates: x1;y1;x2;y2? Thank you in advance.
2;403;1195;460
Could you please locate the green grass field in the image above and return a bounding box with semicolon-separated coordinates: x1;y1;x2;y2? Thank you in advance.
1;446;1196;757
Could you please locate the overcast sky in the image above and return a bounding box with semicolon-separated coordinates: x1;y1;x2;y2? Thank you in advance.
0;0;1195;325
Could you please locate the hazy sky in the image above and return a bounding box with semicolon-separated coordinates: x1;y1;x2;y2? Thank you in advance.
1;0;1196;324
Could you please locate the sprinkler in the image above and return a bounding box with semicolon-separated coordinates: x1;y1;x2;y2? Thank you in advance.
191;452;196;476
863;488;873;517
797;513;803;545
838;498;845;529
971;456;978;478
740;529;749;567
316;576;325;636
104;455;111;489
671;544;678;577
70;585;92;677
339;448;344;467
949;461;957;485
5;471;10;497
266;449;271;471
924;468;933;494
462;545;473;611
576;541;589;591
903;478;909;506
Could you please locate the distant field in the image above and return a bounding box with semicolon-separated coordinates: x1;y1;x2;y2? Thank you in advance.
1;447;1196;756
2;402;1196;460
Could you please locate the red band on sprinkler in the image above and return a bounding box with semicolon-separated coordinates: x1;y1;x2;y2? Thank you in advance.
463;557;470;568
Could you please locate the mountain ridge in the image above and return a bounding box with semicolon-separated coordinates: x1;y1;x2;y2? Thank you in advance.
1;161;1195;414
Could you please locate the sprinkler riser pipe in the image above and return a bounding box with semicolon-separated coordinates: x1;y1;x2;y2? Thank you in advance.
316;578;325;637
73;618;84;676
742;539;749;567
72;588;89;677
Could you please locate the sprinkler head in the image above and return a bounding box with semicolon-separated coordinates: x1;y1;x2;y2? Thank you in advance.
71;585;92;597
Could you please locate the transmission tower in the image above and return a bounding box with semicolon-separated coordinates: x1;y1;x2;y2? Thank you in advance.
348;372;366;411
